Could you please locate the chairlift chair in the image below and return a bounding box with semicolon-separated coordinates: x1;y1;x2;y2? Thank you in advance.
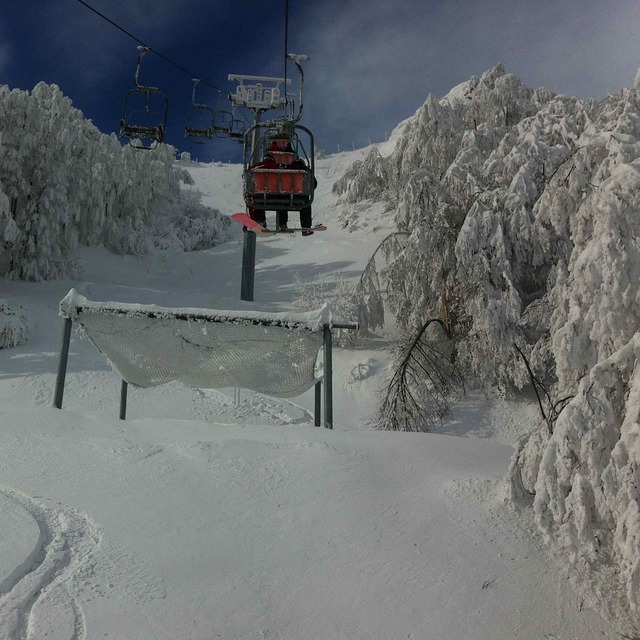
228;116;246;141
243;121;315;211
211;109;246;142
184;79;214;143
119;46;168;150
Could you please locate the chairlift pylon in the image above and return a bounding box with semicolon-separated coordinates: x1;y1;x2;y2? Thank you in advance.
119;46;168;150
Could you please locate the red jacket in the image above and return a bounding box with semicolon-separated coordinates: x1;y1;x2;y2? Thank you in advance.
252;155;278;170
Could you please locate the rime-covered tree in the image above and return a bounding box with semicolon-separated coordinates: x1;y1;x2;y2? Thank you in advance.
0;82;230;281
335;65;640;633
0;81;230;346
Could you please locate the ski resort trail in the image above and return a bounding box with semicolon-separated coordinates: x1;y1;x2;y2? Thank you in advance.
0;152;619;638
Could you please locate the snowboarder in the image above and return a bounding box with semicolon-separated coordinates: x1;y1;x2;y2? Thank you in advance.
276;157;317;236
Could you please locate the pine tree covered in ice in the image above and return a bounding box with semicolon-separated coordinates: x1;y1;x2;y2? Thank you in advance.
0;299;26;348
0;82;230;282
336;65;640;636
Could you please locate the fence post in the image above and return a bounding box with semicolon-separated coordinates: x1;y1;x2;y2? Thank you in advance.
53;317;73;409
120;380;128;420
314;381;322;427
323;325;333;429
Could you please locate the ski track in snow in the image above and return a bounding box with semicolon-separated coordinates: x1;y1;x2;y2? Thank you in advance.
0;487;101;640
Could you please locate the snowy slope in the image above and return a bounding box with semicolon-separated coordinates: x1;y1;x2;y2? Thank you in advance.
0;402;609;640
0;148;619;638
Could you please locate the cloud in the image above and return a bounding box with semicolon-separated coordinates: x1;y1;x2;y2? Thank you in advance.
292;0;640;149
7;0;639;157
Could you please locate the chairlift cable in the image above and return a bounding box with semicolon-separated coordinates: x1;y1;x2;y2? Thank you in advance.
75;0;226;94
284;0;289;91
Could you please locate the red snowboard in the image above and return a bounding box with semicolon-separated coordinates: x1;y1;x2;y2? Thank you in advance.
232;212;327;235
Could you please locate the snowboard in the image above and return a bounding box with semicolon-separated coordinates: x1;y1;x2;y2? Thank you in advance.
232;212;327;235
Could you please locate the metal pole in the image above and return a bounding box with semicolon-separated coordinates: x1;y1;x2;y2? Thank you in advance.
251;108;262;153
240;108;264;302
323;325;333;429
314;381;322;427
240;230;256;301
284;0;289;85
120;380;128;420
53;317;73;409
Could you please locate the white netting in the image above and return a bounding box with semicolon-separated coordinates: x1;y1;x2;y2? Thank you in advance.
59;290;329;398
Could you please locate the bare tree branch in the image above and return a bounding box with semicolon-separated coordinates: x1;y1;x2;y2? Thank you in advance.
513;343;573;434
378;318;464;432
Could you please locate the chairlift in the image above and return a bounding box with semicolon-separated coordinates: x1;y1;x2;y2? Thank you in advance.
211;109;246;142
184;79;214;143
243;120;315;211
119;46;168;150
285;54;309;123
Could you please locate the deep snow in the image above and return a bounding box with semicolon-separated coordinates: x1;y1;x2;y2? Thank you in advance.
0;152;620;638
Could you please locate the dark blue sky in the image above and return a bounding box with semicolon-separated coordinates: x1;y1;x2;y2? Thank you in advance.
3;1;640;162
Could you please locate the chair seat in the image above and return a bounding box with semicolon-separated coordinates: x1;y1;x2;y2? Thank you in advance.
252;168;307;194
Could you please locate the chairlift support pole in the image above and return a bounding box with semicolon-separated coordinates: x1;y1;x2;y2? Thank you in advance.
240;229;257;301
240;107;266;302
120;380;128;420
230;64;307;301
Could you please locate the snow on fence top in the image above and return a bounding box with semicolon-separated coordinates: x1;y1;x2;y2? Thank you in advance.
59;289;338;397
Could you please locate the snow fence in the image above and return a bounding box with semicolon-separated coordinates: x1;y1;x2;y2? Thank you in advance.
56;289;340;399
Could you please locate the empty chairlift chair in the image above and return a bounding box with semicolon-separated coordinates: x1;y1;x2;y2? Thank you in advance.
184;79;215;143
211;110;246;142
119;46;168;150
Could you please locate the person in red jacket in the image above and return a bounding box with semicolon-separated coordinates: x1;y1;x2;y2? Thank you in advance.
268;136;293;153
276;157;317;235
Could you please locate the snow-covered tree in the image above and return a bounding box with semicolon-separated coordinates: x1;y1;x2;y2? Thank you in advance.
0;299;27;348
0;82;231;348
0;82;230;281
511;335;640;638
336;65;640;633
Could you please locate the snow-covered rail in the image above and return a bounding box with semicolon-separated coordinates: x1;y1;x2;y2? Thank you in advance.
53;289;357;429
